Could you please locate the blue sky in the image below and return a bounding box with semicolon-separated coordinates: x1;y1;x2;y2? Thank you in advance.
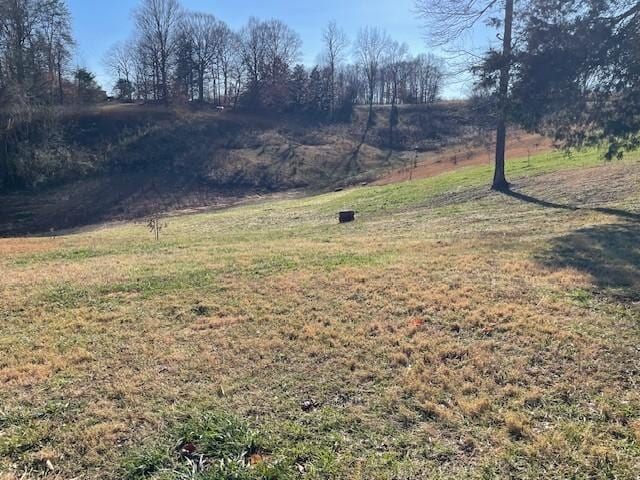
67;0;486;98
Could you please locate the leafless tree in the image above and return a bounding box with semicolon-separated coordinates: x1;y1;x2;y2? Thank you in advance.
39;0;74;102
181;12;222;102
239;17;301;109
131;39;154;100
238;17;267;89
0;0;75;105
103;40;134;99
262;19;302;77
386;40;409;107
215;24;241;105
134;0;183;102
321;21;349;115
385;40;408;147
354;26;390;126
415;0;515;190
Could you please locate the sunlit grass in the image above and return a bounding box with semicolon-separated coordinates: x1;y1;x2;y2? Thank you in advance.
1;149;639;479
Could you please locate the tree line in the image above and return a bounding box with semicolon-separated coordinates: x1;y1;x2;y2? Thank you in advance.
0;0;106;108
2;0;638;194
103;0;446;118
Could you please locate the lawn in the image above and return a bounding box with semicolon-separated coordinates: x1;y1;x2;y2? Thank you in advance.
1;149;639;479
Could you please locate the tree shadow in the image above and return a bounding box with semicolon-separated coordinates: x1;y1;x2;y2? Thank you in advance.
503;189;640;222
503;189;640;298
539;222;640;299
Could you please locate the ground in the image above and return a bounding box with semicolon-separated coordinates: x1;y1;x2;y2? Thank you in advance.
0;103;535;236
1;149;639;479
375;132;552;185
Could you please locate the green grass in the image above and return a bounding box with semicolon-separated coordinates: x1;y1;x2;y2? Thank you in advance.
1;148;639;479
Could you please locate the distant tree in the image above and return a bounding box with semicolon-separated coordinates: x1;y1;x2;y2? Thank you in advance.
181;12;222;102
238;17;267;107
386;40;409;147
39;0;74;103
0;0;38;91
173;29;195;100
134;0;183;102
262;19;302;76
114;78;134;101
412;53;443;104
289;63;308;111
239;17;301;110
103;41;134;101
307;66;331;115
354;26;390;127
131;40;155;100
262;19;301;110
0;0;74;105
321;21;349;116
416;0;516;190
74;68;103;103
511;0;640;159
260;55;291;110
215;23;239;105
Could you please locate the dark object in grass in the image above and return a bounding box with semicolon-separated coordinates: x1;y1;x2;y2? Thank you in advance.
301;399;319;412
180;442;197;457
339;211;355;223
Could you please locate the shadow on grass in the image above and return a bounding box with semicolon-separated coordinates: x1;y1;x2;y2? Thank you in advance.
503;189;640;222
505;189;640;298
540;222;640;300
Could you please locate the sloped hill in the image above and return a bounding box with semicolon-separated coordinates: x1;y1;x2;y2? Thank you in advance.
0;102;505;235
1;149;638;479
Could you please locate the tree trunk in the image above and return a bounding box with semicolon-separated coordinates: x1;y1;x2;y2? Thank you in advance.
492;0;514;191
57;55;64;104
329;63;335;117
198;66;205;102
367;85;375;127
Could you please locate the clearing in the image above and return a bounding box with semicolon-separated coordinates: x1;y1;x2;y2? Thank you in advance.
1;148;639;479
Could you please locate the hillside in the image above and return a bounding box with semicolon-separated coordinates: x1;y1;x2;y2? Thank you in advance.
0;102;511;236
1;149;639;479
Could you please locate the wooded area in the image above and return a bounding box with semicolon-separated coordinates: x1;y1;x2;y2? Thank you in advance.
1;0;639;193
102;4;445;114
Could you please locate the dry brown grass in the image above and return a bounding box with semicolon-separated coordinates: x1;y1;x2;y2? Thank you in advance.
1;153;639;479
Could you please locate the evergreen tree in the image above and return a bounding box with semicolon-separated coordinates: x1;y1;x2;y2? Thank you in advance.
512;0;640;158
289;64;308;111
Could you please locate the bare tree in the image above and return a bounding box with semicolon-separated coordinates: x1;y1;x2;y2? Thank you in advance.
416;0;515;190
238;17;267;98
416;53;444;103
131;39;154;100
0;0;75;105
321;21;349;115
181;12;222;102
216;24;241;106
134;0;183;102
39;0;73;103
103;40;134;100
239;17;301;109
386;40;408;147
262;19;302;77
354;26;390;126
0;0;41;89
386;41;409;106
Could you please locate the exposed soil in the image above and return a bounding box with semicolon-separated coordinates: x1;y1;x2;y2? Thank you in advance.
375;132;554;185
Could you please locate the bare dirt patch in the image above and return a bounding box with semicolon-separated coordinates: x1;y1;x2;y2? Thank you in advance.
375;131;553;185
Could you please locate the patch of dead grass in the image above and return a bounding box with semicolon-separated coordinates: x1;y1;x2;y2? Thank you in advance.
1;160;639;478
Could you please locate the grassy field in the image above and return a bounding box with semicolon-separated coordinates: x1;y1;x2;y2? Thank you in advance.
0;102;504;236
1;149;639;479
